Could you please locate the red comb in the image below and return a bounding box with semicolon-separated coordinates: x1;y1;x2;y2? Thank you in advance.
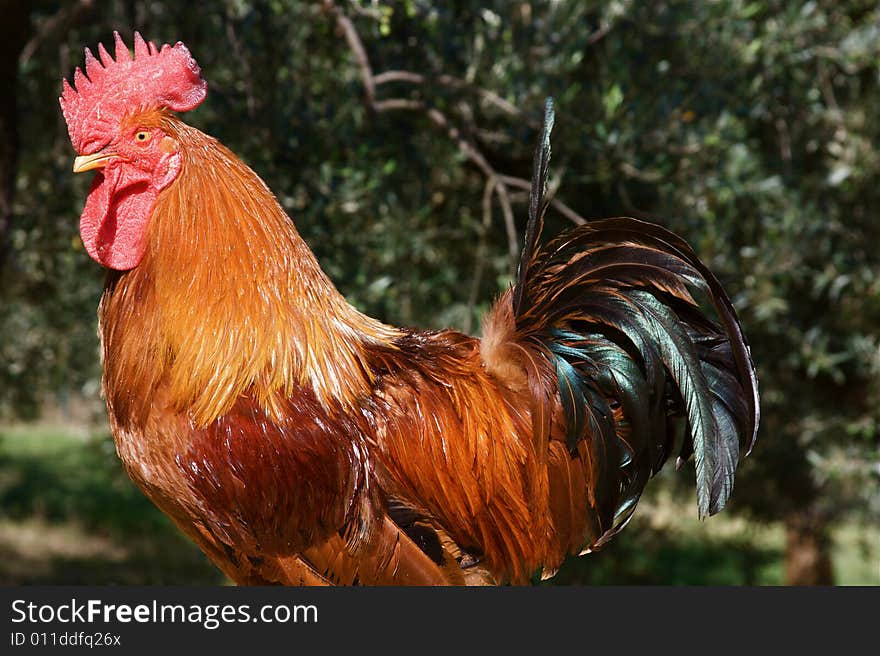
60;31;207;154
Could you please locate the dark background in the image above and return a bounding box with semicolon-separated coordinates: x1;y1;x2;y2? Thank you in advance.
0;0;877;585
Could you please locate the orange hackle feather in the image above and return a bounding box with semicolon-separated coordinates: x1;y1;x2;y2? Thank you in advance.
101;110;400;430
68;37;758;586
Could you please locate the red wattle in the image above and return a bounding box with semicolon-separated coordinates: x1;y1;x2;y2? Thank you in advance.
79;166;157;270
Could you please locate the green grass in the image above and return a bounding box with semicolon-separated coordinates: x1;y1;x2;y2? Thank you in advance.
832;522;880;586
0;423;876;585
546;486;786;586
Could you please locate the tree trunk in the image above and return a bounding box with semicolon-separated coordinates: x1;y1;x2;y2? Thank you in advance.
784;506;833;585
0;0;30;271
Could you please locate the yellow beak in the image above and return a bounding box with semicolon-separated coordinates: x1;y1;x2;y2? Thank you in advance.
72;152;117;173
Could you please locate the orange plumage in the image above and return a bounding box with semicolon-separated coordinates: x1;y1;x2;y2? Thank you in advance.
62;33;759;585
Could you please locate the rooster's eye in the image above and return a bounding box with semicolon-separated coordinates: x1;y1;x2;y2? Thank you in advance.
135;131;150;144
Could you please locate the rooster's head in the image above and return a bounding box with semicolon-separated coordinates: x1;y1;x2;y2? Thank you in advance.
60;31;206;269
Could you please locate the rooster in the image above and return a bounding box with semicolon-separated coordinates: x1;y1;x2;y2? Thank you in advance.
61;32;758;585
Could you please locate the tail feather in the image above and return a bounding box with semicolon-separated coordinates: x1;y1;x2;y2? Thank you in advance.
569;220;760;452
506;99;759;555
624;288;722;517
513;97;555;316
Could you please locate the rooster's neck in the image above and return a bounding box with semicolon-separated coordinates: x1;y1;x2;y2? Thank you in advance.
99;123;400;428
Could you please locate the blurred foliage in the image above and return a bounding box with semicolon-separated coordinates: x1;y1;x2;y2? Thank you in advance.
0;0;878;581
0;425;223;583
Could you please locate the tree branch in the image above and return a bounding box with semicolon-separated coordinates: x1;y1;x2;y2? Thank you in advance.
586;21;613;47
324;0;524;272
324;0;375;106
463;178;498;333
324;0;588;283
373;70;533;124
498;175;586;226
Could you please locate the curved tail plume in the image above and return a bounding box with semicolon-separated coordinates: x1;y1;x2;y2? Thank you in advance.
503;99;759;555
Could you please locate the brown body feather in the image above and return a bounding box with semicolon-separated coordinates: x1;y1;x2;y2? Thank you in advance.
99;111;757;585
